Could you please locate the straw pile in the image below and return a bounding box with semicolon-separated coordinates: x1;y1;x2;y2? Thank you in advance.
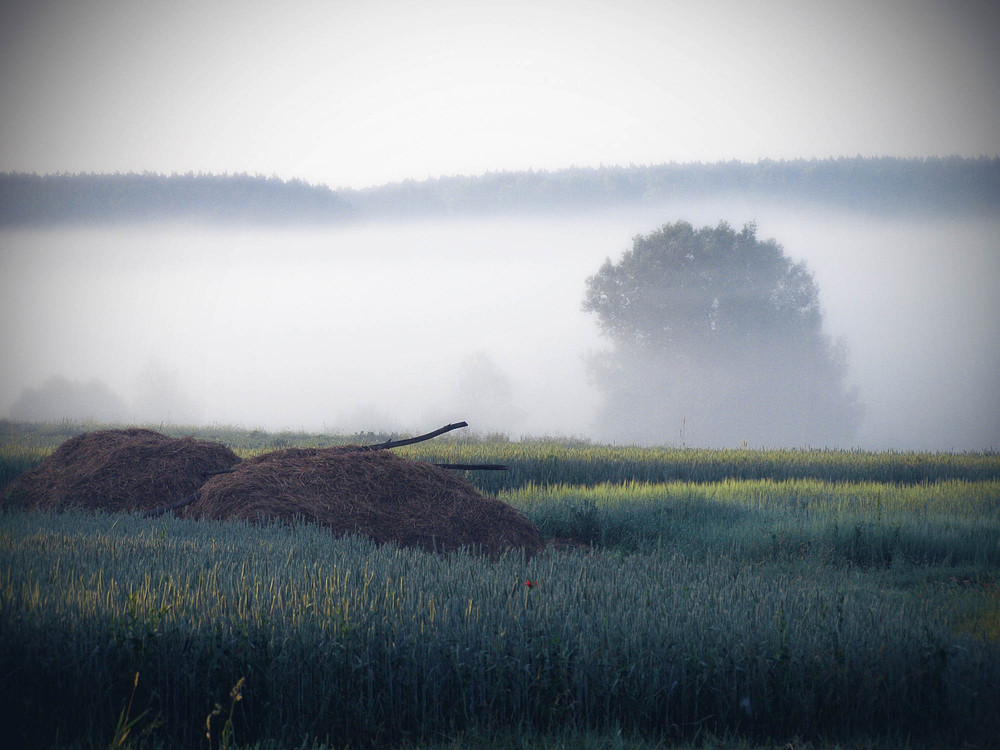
183;447;544;557
3;428;240;513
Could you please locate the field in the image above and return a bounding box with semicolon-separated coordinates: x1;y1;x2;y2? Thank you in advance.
1;421;999;749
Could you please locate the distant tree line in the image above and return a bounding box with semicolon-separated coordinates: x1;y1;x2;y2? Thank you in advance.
2;156;998;226
0;171;354;226
357;156;1000;219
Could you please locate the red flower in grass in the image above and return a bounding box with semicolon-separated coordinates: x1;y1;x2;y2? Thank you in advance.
525;579;537;588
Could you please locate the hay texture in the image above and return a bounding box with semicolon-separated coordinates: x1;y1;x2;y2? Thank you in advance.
184;447;544;557
3;428;240;513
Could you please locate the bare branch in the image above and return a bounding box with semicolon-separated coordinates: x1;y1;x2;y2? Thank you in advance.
360;421;469;450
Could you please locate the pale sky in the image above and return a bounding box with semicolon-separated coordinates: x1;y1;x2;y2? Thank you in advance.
1;0;998;188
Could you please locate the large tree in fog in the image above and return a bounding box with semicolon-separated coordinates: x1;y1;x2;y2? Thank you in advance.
583;221;861;447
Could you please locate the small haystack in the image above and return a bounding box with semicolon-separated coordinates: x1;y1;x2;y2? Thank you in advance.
184;447;544;557
3;428;240;513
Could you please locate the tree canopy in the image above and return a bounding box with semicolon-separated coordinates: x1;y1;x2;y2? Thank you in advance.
583;221;861;447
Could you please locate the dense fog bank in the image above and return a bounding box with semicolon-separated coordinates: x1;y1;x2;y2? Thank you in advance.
2;201;997;450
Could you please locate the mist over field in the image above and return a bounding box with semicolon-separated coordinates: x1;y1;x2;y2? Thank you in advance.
2;0;998;451
2;200;997;451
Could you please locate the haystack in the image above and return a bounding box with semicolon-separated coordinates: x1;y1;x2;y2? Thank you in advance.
183;447;544;557
3;428;240;513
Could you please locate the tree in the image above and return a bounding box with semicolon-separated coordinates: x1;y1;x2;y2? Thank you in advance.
453;351;523;435
582;221;861;447
8;376;130;423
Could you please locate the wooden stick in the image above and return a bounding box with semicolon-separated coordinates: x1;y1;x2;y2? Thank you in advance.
360;421;469;450
203;459;507;474
198;422;472;475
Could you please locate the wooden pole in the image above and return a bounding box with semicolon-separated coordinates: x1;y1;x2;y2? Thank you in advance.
359;421;469;450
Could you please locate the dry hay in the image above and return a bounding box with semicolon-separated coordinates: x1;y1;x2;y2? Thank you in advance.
183;447;544;557
3;428;240;513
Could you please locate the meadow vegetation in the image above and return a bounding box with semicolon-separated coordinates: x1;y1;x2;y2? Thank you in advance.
1;421;998;749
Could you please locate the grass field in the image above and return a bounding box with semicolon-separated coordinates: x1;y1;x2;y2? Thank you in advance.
1;421;998;749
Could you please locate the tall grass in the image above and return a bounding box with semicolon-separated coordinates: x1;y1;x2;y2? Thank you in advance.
2;421;999;747
0;444;47;489
400;443;1000;490
504;479;1000;564
2;500;998;749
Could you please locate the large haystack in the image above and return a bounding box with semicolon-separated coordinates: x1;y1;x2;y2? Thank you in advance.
3;428;240;513
183;447;544;557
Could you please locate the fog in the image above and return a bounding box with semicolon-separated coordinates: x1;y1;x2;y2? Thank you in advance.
2;204;998;451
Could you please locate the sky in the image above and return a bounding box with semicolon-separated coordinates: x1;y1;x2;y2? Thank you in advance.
1;0;998;188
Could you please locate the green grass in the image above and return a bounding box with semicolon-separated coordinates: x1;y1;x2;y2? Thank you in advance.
503;479;1000;564
1;421;998;748
3;419;999;491
2;497;998;748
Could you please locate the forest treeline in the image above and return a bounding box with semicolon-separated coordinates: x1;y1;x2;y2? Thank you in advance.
0;171;353;226
2;156;998;226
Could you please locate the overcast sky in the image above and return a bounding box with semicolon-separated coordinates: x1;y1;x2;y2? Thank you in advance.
1;0;998;188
